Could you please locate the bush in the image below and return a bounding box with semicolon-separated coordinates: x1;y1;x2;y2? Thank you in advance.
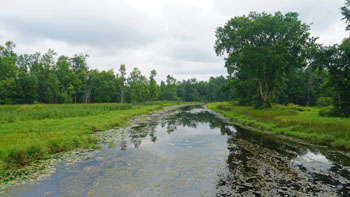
316;97;332;106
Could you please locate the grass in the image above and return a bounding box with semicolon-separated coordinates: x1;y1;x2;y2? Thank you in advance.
207;102;350;151
0;101;181;180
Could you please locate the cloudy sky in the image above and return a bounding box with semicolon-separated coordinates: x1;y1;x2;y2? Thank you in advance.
0;0;348;81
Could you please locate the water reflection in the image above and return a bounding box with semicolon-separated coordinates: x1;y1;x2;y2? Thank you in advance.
119;105;236;151
113;105;350;195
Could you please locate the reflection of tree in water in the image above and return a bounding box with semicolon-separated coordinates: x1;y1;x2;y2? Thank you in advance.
117;134;127;152
111;106;350;195
119;140;127;152
215;129;304;195
129;122;157;148
216;126;350;196
163;106;233;134
122;105;235;151
149;123;157;143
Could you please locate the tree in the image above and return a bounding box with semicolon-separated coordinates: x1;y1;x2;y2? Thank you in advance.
159;81;167;100
118;64;127;103
320;39;350;116
17;54;39;104
0;41;18;104
215;12;312;107
341;0;350;31
1;41;237;105
149;69;159;101
208;76;228;102
71;54;89;73
90;70;117;103
56;55;75;103
128;67;147;103
164;75;178;101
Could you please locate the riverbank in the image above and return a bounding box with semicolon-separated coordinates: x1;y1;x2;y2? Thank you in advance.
0;102;184;182
206;102;350;151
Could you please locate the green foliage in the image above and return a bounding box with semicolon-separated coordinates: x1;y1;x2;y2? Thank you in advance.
0;41;230;105
318;107;334;117
176;76;230;102
149;69;159;101
341;0;350;31
215;12;313;107
318;38;350;117
208;102;350;150
316;97;333;106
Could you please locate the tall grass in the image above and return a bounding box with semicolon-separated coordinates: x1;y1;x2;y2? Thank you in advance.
0;102;179;180
207;102;350;150
0;103;133;123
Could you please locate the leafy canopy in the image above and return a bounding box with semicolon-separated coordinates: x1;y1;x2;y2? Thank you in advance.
215;11;313;107
341;0;350;31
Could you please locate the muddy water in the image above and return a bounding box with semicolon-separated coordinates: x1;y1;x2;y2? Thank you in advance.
3;105;350;196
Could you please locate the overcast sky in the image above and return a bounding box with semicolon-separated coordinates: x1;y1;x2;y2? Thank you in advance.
0;0;348;81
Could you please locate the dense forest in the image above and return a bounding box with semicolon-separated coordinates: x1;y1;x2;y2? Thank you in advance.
0;45;230;105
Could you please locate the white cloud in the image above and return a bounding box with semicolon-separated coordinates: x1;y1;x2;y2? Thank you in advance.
0;0;348;81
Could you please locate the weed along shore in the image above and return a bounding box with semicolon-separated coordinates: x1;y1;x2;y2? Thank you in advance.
0;102;188;189
207;102;350;151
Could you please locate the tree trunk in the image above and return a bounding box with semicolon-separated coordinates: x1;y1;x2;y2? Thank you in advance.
259;81;264;101
258;80;271;108
85;87;92;104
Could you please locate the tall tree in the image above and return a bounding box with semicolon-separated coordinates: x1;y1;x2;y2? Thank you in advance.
341;0;350;30
215;12;312;107
17;54;39;104
320;39;350;116
71;54;89;73
128;67;144;103
149;69;158;101
0;41;18;104
56;55;75;103
165;75;178;101
118;64;127;103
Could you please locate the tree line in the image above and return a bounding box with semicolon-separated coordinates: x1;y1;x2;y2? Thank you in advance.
0;44;229;104
215;0;350;117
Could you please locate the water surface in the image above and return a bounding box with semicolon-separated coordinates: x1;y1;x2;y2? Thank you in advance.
4;105;350;196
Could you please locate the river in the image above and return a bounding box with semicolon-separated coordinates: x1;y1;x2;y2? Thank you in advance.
3;105;350;196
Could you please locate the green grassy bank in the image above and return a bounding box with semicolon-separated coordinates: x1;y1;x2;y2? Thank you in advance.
0;101;181;180
207;102;350;151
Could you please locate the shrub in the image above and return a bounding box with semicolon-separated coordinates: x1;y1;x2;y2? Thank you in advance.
316;97;333;106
